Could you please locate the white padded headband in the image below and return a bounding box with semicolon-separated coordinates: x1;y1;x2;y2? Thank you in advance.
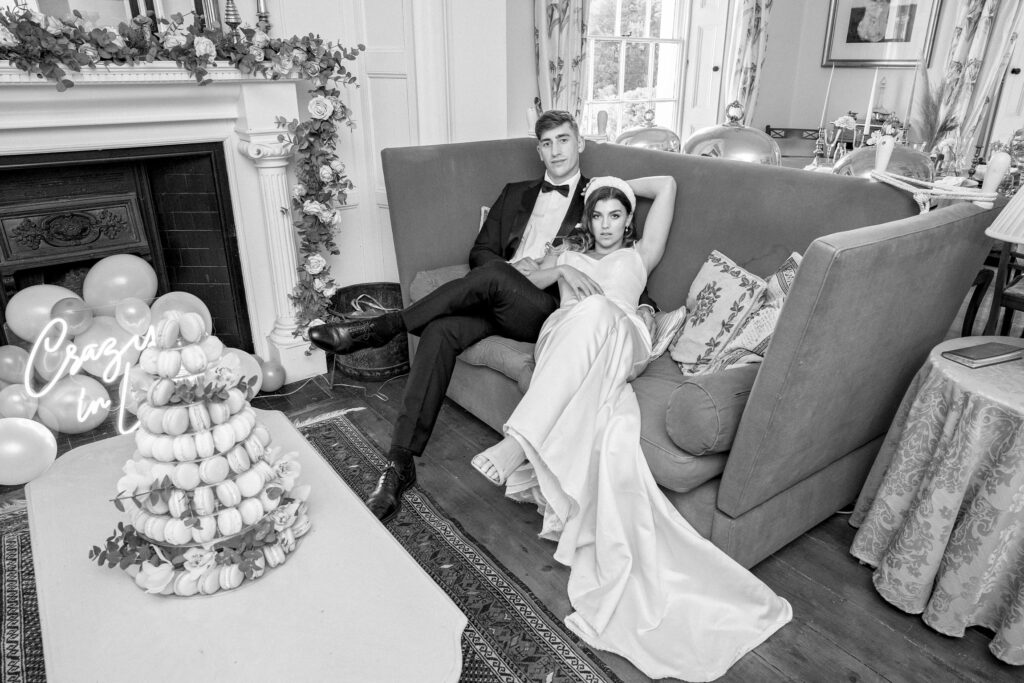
584;176;636;212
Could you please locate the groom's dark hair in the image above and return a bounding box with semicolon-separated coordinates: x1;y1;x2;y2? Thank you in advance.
535;110;579;138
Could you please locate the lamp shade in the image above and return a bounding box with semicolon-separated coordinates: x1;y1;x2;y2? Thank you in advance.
985;187;1024;242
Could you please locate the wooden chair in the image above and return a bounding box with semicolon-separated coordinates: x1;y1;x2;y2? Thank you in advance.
982;241;1024;336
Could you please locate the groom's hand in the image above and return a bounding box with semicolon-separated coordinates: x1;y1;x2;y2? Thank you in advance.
559;266;603;298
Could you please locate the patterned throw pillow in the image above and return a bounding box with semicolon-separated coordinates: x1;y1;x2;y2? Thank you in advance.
669;251;766;375
703;252;803;373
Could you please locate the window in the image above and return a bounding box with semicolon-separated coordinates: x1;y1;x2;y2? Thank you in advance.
582;0;684;141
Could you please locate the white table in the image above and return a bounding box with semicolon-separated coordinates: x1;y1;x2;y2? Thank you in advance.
26;409;466;682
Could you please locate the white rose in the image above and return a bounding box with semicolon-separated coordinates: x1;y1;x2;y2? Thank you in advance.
0;25;16;48
302;61;320;78
307;96;332;121
304;253;327;275
312;277;326;292
322;285;337;299
106;31;125;50
182;548;217;575
248;45;265;61
291;50;308;65
78;43;99;62
318;165;334;183
329;159;346;175
319;208;338;226
193;36;217;59
29;11;46;24
251;30;270;48
273;59;293;76
301;199;325;216
43;16;64;36
162;31;188;50
291;183;307;200
135;561;174;594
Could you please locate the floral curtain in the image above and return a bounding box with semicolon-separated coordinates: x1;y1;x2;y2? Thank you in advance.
937;0;1023;165
535;0;590;118
727;0;772;122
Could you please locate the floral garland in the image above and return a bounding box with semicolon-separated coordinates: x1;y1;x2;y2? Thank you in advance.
0;7;363;344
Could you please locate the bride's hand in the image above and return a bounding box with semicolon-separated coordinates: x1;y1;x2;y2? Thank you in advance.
558;265;603;298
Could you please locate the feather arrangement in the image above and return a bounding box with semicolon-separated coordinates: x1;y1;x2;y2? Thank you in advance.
912;63;958;153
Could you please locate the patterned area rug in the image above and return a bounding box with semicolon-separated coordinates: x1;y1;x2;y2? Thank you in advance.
297;410;622;683
1;501;44;683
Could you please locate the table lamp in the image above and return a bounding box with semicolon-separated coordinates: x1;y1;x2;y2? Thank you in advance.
984;152;1022;241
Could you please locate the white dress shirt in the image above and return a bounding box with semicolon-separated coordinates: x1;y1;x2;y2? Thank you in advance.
510;171;581;262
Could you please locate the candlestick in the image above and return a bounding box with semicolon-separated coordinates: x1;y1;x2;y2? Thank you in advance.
819;65;836;130
863;68;879;141
257;0;267;12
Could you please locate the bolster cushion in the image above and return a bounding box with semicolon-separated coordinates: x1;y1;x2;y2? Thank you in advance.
665;363;761;456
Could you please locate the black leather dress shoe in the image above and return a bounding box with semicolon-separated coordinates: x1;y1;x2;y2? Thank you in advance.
308;315;400;356
365;462;417;524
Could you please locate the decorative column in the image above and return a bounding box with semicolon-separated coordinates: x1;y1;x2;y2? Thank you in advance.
237;132;327;381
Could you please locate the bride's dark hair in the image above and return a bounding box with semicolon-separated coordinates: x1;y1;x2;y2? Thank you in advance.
562;186;636;252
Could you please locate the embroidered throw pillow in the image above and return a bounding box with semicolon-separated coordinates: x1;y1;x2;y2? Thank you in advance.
669;251;766;375
703;252;803;373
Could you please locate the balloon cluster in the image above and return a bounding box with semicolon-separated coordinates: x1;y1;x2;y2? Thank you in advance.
0;254;285;486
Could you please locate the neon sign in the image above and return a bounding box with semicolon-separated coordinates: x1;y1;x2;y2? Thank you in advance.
24;318;155;435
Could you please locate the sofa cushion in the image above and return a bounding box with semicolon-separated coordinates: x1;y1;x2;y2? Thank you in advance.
409;264;470;303
665;363;760;455
632;353;728;492
459;336;536;393
670;250;766;375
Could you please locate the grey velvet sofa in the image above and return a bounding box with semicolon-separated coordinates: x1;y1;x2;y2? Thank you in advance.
381;138;997;568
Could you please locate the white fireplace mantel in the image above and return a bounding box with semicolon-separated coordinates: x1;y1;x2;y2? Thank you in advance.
0;62;327;383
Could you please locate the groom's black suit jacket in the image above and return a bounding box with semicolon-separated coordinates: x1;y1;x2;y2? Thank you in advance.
469;176;588;268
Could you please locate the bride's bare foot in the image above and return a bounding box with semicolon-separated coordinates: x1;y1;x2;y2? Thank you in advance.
471;437;526;486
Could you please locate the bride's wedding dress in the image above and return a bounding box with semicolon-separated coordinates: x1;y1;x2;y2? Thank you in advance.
502;247;792;681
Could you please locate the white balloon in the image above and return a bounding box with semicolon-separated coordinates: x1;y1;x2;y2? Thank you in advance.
0;417;57;485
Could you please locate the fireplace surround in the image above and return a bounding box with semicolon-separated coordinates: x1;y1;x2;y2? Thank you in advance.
0;62;327;381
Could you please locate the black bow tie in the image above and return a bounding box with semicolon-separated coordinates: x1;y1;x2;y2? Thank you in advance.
541;180;570;197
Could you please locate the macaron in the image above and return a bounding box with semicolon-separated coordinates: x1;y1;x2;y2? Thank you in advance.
199;455;229;485
191;515;216;544
193;430;215;459
188;403;212;432
253;461;276;482
208;401;231;425
215;480;242;508
145;495;169;516
252;424;271;447
225;445;251;474
217;507;243;536
163;518;192;545
150;435;176;463
263;543;286;568
134;429;156;457
219;564;244;590
198;566;221;595
172;434;198;462
278;527;296;553
192;485;216;516
212;423;236;454
228;414;252;442
173;571;200;597
131;509;151;531
291;514;311;539
149;461;176;484
234;469;264;498
226;388;246;414
167;490;189;519
172;462;201;491
238;498;264;526
242;435;265;463
143;515;168;543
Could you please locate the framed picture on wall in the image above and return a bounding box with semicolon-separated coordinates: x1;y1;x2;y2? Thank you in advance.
822;0;942;67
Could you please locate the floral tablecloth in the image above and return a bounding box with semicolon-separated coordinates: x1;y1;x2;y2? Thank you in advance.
850;337;1024;665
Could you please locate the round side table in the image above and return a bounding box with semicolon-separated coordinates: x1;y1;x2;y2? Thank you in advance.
849;336;1024;665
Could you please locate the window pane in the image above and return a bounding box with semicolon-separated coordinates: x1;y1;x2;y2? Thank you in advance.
623;42;651;99
651;101;678;132
619;103;651;134
589;0;617;36
621;0;646;37
650;0;663;37
652;42;680;99
592;41;622;100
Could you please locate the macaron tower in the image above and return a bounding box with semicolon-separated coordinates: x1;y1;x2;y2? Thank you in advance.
89;310;311;596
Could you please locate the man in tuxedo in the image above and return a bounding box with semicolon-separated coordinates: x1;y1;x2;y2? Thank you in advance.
309;110;654;522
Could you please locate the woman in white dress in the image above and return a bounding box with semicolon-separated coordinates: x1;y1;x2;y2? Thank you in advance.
471;176;792;682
